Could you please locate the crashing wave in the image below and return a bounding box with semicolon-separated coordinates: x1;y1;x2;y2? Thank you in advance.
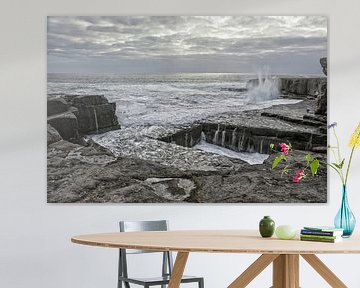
245;67;279;104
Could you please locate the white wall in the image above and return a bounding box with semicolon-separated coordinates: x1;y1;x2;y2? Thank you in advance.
1;0;360;287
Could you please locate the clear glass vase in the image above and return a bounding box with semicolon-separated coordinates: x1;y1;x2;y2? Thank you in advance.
334;185;356;237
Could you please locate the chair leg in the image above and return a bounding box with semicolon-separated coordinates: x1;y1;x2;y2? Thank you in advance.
161;252;168;288
199;278;204;288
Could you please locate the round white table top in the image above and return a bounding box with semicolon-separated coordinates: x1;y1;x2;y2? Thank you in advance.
71;230;360;254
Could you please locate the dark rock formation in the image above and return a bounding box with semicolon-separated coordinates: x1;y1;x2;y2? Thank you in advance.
280;78;326;97
315;81;327;115
191;149;326;203
281;78;308;95
47;137;326;203
47;124;62;145
47;94;120;144
315;57;327;115
68;95;120;135
303;114;326;124
220;87;248;93
47;112;80;143
47;98;69;116
261;112;324;127
320;57;327;76
47;140;198;203
160;124;202;147
159;100;326;155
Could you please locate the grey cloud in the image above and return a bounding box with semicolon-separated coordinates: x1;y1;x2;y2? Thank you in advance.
47;16;327;74
86;25;120;33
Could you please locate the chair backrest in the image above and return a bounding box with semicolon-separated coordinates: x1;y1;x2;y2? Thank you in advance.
119;220;169;254
120;220;168;232
118;220;174;283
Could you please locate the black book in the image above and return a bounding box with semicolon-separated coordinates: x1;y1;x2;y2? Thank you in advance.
300;229;343;237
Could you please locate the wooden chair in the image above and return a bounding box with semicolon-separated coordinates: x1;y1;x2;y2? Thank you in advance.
118;220;204;288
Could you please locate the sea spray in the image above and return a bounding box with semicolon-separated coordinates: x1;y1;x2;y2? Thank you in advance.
201;131;207;142
93;106;99;134
221;130;226;147
213;124;220;144
246;67;279;104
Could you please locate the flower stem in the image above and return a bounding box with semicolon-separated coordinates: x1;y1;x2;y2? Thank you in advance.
345;130;360;185
333;128;342;162
345;145;356;185
333;128;345;184
327;163;344;181
330;147;339;165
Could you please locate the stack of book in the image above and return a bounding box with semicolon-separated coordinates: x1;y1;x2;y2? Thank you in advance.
300;226;344;243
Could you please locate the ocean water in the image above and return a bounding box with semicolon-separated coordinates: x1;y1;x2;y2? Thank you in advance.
48;73;299;127
47;73;300;164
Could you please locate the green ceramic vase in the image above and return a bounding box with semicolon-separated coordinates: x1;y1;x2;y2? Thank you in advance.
259;216;275;238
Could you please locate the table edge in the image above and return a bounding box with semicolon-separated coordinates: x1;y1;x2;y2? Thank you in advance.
71;236;360;255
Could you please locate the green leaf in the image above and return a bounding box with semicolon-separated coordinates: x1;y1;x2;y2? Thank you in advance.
339;159;345;169
332;161;344;169
269;143;274;149
305;154;311;165
328;163;341;173
310;159;319;176
272;154;286;169
281;165;289;176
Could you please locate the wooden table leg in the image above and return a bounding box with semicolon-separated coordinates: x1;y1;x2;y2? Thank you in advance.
272;254;299;288
288;255;299;288
301;254;347;288
168;252;189;288
228;254;279;288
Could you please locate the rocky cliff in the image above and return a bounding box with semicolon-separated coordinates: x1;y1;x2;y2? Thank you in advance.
315;57;327;115
320;57;327;76
280;78;326;98
47;94;120;144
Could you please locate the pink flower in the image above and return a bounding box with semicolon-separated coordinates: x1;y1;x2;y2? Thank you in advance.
293;170;305;183
279;143;290;155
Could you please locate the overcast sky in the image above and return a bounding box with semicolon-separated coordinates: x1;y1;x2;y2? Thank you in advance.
47;16;327;74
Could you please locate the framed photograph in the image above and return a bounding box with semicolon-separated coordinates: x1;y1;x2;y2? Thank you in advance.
47;16;327;203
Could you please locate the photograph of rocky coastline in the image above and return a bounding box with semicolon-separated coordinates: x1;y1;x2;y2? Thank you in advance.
47;16;328;203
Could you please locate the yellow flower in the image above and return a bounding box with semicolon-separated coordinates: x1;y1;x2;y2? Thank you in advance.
349;122;360;148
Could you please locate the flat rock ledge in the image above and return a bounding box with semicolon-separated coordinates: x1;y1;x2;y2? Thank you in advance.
48;98;327;203
48;139;326;203
47;94;120;144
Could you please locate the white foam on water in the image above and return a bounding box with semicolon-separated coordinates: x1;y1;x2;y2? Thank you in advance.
48;73;302;128
245;67;280;104
194;141;269;165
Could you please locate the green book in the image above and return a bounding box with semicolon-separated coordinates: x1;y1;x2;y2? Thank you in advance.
300;234;339;240
303;226;344;233
300;236;342;243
